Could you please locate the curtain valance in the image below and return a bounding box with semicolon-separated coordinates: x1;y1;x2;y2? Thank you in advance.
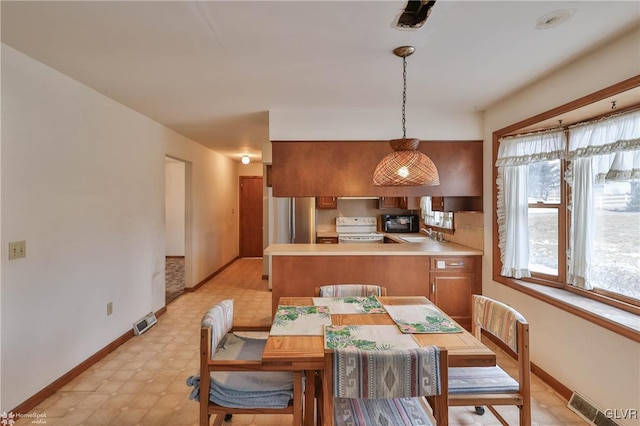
568;110;640;159
496;129;566;167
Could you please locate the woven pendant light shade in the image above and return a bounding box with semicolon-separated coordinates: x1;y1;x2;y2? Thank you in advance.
373;46;440;187
373;138;440;186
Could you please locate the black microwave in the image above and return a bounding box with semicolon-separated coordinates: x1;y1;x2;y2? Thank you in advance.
381;214;419;233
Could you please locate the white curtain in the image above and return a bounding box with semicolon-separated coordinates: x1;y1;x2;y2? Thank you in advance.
566;158;594;289
497;110;640;286
496;129;566;278
420;196;432;223
497;165;531;278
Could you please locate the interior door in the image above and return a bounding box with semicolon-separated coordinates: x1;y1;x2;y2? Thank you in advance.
240;176;263;257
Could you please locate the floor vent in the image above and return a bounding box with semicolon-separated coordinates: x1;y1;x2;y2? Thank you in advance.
568;392;620;426
133;312;157;335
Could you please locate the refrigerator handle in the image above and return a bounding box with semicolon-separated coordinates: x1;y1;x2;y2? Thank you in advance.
290;199;296;242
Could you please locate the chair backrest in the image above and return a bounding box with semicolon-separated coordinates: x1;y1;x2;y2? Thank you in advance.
331;347;444;399
472;295;527;354
317;284;386;297
201;299;234;356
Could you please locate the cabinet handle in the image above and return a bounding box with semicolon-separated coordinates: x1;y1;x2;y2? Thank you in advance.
447;262;463;267
432;282;435;294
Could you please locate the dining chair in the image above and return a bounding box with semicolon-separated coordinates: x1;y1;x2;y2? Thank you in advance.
314;284;387;297
448;295;531;426
322;346;449;426
187;299;304;426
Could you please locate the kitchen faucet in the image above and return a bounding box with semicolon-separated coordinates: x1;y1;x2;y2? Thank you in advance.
420;227;445;242
420;227;434;239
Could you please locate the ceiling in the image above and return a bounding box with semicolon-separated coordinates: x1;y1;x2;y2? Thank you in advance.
2;1;639;163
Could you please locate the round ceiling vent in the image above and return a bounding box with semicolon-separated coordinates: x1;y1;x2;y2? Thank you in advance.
536;9;574;29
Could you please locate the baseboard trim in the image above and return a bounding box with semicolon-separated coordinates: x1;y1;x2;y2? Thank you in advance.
483;331;572;401
185;256;239;292
10;306;167;414
530;363;572;401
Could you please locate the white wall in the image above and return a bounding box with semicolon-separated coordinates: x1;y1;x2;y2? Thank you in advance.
0;44;240;411
269;108;483;140
483;26;640;420
163;129;240;290
238;162;262;177
165;158;185;256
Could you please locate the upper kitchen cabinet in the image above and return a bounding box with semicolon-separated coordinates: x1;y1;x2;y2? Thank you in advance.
378;196;401;209
431;196;483;212
271;140;482;197
316;197;337;209
378;196;421;210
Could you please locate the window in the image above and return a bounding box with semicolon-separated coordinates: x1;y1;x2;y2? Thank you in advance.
496;109;640;309
590;165;640;301
527;160;561;277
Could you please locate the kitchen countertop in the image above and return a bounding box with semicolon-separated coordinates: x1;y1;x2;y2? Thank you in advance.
265;239;483;256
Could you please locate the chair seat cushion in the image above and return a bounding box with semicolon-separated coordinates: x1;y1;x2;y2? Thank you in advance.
449;366;519;394
334;397;436;426
187;333;294;408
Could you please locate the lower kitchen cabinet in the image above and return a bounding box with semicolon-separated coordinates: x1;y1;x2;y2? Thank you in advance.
428;256;481;331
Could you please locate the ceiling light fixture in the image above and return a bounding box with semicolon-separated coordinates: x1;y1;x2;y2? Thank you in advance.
241;155;251;165
373;46;439;187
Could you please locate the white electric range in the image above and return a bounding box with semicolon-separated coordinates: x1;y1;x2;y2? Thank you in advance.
335;216;384;244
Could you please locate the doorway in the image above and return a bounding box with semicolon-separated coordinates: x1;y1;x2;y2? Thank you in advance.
239;176;263;257
165;157;186;303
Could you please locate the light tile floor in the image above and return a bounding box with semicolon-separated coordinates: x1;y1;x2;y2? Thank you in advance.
14;258;587;425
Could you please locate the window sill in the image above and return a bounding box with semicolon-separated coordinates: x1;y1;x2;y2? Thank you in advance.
496;277;640;343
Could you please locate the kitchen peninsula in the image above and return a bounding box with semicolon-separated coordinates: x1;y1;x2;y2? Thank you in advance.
265;241;483;330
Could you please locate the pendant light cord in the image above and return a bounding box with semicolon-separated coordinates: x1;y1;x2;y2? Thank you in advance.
402;56;407;139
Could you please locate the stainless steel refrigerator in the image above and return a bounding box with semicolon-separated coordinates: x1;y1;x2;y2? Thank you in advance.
273;197;316;244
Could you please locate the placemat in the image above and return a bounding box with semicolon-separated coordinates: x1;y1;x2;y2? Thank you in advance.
383;304;463;333
324;325;419;350
312;296;386;314
270;305;332;336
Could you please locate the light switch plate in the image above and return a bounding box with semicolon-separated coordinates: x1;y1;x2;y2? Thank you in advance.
9;241;26;260
437;260;446;269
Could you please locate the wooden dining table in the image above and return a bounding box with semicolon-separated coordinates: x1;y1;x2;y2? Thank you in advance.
262;295;496;425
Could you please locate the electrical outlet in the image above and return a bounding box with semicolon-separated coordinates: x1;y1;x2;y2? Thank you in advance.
107;302;113;316
8;241;26;260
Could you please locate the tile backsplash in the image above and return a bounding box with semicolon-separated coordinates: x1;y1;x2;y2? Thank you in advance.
440;211;483;250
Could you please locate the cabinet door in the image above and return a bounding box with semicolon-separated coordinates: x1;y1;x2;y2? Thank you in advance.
316;197;337;209
398;197;407;209
401;196;421;210
379;197;400;209
430;272;475;331
430;196;482;212
431;196;445;211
